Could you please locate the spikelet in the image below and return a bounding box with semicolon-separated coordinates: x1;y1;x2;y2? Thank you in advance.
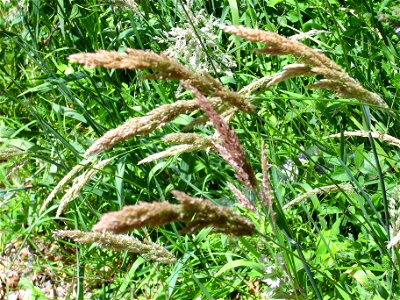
0;148;25;161
220;25;344;73
54;230;175;263
289;30;327;41
239;75;274;97
172;190;256;236
266;64;312;88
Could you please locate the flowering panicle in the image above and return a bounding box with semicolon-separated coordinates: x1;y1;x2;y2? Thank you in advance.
221;25;387;108
283;183;354;210
104;0;139;12
40;157;96;213
172;191;256;236
54;230;175;263
260;140;273;210
93;190;256;236
227;182;255;211
184;83;257;189
327;130;400;149
69;49;253;113
85;99;200;155
265;64;312;88
56;158;112;217
138;133;216;164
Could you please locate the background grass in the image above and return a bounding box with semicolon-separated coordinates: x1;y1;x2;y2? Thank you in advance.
1;0;400;299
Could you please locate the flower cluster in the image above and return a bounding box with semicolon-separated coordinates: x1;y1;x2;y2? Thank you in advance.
156;0;237;75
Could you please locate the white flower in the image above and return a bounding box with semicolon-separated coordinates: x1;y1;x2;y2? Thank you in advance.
156;0;236;76
264;277;281;289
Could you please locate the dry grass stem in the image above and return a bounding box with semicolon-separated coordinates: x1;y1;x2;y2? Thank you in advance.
56;158;112;217
283;183;354;210
69;49;253;113
221;25;387;108
184;83;257;189
93;190;256;236
41;157;95;213
227;182;255;211
327;130;400;149
54;230;175;263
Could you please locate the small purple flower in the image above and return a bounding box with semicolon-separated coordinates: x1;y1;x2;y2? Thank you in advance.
395;27;400;37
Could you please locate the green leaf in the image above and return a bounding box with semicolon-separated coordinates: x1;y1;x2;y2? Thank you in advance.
215;259;264;277
52;103;87;123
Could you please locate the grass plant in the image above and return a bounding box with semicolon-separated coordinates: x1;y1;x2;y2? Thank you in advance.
1;0;400;299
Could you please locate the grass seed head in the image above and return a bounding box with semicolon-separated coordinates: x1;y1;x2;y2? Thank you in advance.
54;230;176;263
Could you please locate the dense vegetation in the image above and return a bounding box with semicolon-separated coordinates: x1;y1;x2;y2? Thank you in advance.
1;0;400;299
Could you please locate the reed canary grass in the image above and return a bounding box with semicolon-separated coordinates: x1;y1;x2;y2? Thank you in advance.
283;183;354;210
138;133;216;164
54;230;176;263
327;130;400;149
260;140;274;209
184;83;257;189
69;49;253;113
93;190;256;236
40;157;96;213
56;158;112;217
227;182;255;211
221;25;387;108
84;99;200;155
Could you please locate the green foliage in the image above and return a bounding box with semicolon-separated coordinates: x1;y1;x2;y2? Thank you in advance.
1;0;400;299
